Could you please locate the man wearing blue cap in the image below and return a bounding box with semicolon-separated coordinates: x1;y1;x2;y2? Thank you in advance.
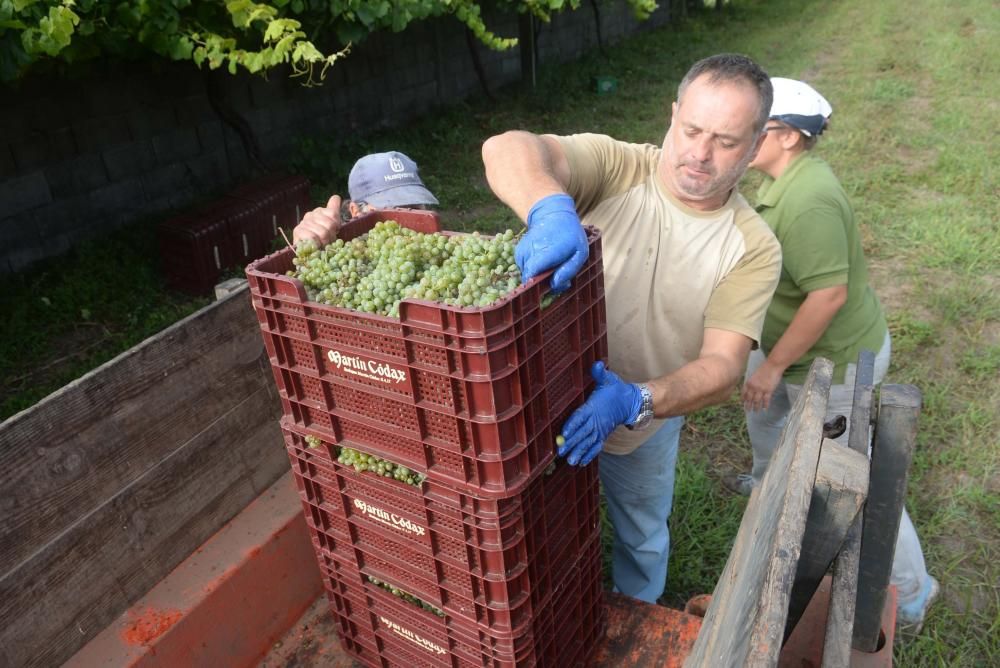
293;150;438;246
728;77;939;635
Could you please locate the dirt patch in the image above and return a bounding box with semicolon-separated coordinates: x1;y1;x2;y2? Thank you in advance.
867;257;918;315
121;607;183;646
259;596;356;668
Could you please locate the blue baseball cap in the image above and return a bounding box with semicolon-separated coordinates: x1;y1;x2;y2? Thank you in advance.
769;78;833;137
347;151;439;208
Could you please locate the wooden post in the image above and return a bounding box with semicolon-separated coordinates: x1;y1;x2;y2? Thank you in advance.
823;350;875;665
852;384;922;652
782;439;869;642
685;358;833;668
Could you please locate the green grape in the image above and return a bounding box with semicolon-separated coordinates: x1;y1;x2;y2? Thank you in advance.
290;221;524;318
368;578;445;617
334;444;424;488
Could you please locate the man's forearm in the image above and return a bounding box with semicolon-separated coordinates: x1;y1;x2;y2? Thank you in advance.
482;131;567;220
646;352;744;418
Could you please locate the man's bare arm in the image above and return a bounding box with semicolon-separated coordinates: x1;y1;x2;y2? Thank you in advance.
646;328;754;417
481;131;572;220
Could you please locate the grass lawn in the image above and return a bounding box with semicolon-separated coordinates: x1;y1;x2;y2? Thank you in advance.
2;0;997;664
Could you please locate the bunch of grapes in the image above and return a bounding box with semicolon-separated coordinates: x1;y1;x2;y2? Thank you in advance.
291;221;521;317
367;576;445;617
337;445;426;488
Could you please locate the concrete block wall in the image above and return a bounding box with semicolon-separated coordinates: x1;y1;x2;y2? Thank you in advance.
0;4;669;274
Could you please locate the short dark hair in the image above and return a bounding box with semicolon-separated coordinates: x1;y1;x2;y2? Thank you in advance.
677;53;773;134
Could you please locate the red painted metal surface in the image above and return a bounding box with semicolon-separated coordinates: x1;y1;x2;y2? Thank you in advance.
779;576;896;668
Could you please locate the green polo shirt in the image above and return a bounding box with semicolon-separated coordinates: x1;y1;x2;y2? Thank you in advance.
756;153;887;383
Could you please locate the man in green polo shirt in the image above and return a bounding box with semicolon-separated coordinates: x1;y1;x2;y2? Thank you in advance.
726;77;939;635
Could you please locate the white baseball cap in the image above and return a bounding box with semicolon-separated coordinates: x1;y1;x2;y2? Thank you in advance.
769;77;833;137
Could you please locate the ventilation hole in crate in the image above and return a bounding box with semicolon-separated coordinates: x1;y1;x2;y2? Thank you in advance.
321;510;351;537
277;312;309;337
433;536;468;567
410;342;448;370
290;338;317;370
300;375;324;402
301;405;334;433
328;310;397;335
540;292;576;338
580;304;602;343
314;322;406;359
331;385;420;432
407;329;446;346
313;467;337;488
438;561;473;598
466;547;480;573
318;532;351;558
413;370;455;409
528;393;548;436
363;553;429;596
543;338;574;386
427;511;462;536
460;421;475;450
422;411;459;444
453;378;468;415
357;526;436;579
547;371;577;417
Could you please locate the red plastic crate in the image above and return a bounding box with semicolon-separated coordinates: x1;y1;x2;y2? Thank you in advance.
247;209;608;497
283;424;600;632
227;173;311;250
159;196;272;295
319;533;605;667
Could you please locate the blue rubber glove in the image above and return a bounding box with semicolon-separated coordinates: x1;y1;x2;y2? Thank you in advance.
516;193;589;294
558;361;644;466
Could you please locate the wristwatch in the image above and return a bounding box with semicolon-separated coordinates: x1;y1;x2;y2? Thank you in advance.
626;383;654;431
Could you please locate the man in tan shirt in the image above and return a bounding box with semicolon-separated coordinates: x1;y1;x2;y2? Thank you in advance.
482;54;781;603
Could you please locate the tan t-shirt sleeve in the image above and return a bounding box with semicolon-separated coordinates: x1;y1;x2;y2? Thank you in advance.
553;134;656;215
703;207;782;346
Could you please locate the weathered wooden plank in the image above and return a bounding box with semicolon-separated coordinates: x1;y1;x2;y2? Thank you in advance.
823;350;874;666
853;384;921;652
0;386;285;667
0;289;270;574
685;358;833;668
783;439;869;641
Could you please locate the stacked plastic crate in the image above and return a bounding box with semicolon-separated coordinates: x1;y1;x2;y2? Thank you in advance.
159;174;311;295
246;209;609;667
